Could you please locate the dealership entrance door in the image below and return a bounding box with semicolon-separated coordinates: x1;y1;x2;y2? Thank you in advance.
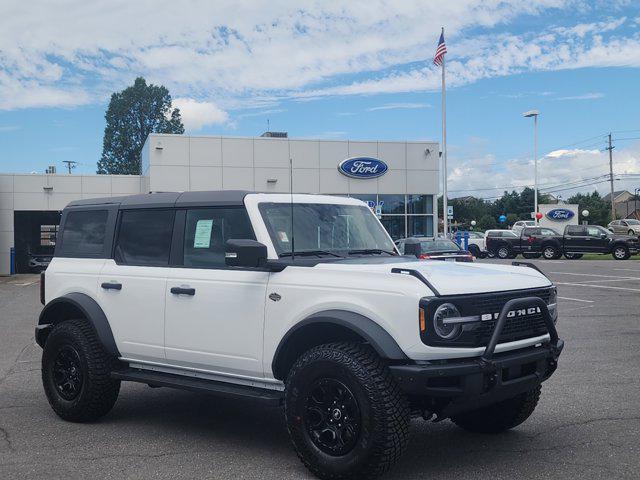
13;211;61;273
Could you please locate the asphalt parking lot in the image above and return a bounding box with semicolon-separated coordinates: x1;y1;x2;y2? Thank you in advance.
1;259;639;480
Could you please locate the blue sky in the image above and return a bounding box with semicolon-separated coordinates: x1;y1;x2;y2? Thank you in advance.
1;1;640;198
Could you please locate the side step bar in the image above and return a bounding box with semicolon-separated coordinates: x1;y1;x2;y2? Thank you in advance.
111;369;284;406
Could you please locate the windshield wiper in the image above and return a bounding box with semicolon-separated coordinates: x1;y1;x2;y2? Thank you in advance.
280;250;344;258
347;249;396;256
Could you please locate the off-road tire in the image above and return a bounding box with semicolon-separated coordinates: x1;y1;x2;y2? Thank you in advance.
42;319;120;422
285;342;410;480
612;245;630;260
451;385;541;434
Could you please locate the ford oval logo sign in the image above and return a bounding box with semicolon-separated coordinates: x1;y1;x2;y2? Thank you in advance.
338;157;388;179
546;208;575;221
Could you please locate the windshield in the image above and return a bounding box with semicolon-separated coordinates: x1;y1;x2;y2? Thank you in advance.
259;202;396;256
420;239;461;252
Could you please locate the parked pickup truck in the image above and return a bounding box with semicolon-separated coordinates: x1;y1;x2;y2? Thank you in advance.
487;224;639;260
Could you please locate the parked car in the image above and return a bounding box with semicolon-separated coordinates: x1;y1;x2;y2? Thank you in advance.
462;231;487;258
37;191;563;479
485;229;520;259
562;224;639;260
512;220;536;234
486;227;563;260
608;219;640;236
396;237;474;261
28;253;53;271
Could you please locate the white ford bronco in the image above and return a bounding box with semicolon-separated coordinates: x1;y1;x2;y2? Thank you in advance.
37;191;563;479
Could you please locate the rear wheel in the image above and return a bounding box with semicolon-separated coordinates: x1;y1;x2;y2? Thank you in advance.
612;245;630;260
42;319;120;422
542;245;559;260
285;342;410;480
452;385;541;434
496;245;511;259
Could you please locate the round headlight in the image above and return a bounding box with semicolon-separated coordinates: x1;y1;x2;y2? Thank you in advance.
433;303;462;339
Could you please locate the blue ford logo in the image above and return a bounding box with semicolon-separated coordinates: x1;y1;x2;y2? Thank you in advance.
338;157;388;179
546;208;575;221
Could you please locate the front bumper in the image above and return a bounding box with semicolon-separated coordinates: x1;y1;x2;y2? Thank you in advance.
390;296;564;418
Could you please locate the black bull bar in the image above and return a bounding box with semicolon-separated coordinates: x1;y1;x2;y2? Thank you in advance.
389;297;564;418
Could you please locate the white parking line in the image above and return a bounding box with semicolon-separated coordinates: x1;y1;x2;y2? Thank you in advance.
614;268;640;273
558;296;594;303
549;271;640;280
579;278;640;284
556;282;640;293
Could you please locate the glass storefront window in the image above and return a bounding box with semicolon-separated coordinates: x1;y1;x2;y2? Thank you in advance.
380;216;406;240
378;194;405;215
407;195;433;214
349;194;377;209
408;216;434;237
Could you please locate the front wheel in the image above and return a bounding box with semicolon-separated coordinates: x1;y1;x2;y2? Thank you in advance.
629;230;635;236
285;343;410;480
612;245;630;260
496;246;511;259
42;319;120;422
452;385;541;434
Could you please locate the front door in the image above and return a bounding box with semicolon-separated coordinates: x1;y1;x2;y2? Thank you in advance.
164;207;269;378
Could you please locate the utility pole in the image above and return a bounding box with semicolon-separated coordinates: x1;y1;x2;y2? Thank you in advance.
62;160;77;174
607;133;615;221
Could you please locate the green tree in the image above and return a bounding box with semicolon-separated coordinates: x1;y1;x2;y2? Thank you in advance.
478;214;497;231
567;191;611;225
97;77;184;175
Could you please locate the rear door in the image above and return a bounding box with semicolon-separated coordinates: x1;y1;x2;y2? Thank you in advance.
164;207;269;378
97;208;175;363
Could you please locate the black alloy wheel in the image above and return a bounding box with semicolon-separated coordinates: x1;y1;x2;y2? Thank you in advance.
51;345;84;401
304;378;361;456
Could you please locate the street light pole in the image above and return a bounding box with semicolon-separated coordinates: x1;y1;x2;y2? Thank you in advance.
523;110;540;223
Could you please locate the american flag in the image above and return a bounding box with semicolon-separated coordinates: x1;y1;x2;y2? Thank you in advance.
433;30;447;66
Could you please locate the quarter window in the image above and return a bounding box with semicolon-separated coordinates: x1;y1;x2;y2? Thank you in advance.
183;208;255;268
60;210;108;256
114;209;174;266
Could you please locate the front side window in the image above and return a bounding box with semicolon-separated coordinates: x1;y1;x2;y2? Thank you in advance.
259;203;396;256
587;226;607;237
60;210;108;256
183;208;255;268
115;209;174;266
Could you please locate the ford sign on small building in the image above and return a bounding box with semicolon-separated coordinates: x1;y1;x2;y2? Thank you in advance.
546;208;575;221
338;157;388;179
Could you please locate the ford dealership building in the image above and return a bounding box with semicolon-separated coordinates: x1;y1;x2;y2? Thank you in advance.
0;134;440;274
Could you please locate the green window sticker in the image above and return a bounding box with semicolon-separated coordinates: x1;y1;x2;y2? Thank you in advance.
194;219;213;248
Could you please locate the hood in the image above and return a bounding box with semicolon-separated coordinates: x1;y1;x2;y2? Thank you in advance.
314;257;551;296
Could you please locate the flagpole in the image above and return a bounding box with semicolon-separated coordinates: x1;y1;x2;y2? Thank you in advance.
441;27;448;237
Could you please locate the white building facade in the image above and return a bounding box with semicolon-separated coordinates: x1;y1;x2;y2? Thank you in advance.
0;134;439;275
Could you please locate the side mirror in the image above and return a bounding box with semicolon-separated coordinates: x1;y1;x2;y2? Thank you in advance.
403;238;422;258
601;233;608;239
225;239;267;268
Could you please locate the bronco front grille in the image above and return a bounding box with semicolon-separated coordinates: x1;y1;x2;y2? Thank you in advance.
420;287;553;348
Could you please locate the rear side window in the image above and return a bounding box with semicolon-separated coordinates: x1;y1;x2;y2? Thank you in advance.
183;208;255;268
566;225;584;235
59;210;108;256
115;209;174;266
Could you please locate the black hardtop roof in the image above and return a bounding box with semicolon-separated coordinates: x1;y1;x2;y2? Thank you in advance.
66;190;251;209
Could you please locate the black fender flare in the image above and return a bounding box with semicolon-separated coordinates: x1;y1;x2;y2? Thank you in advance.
271;309;408;380
36;292;120;357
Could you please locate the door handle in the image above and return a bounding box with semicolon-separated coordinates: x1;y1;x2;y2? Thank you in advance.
101;282;122;290
170;287;196;296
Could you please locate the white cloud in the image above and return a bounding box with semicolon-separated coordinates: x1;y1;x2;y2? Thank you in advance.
172;98;228;131
236;108;286;119
367;102;431;111
556;92;604;100
447;143;640;199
